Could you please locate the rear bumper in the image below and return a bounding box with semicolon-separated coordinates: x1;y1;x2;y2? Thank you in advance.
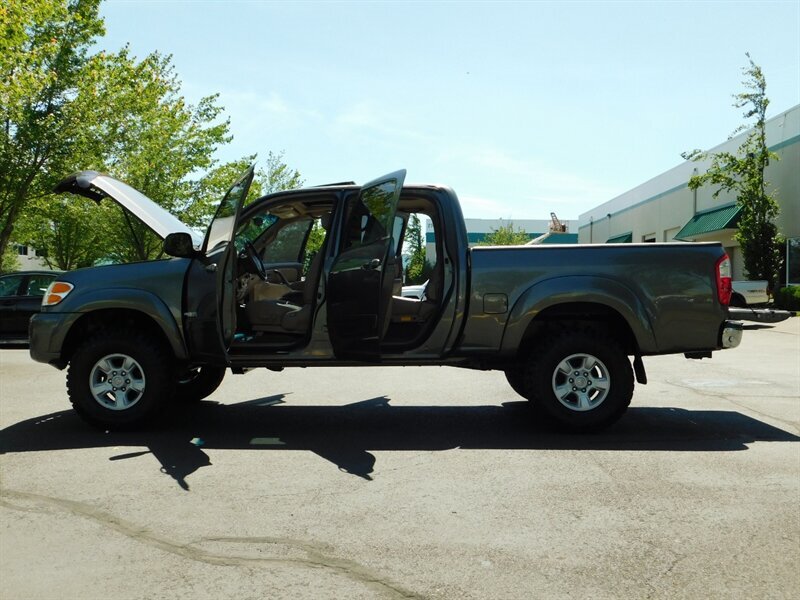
728;307;794;324
720;320;743;349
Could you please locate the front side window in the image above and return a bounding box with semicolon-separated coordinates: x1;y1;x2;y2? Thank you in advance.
25;274;57;297
341;180;399;251
204;166;254;253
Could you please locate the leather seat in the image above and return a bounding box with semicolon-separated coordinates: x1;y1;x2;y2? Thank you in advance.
246;238;327;334
390;258;444;323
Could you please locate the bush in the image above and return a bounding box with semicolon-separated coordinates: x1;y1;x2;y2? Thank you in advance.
773;286;800;311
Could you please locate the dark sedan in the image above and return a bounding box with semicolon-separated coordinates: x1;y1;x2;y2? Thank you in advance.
0;270;62;343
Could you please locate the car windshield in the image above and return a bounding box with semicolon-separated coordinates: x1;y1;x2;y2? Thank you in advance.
235;214;279;251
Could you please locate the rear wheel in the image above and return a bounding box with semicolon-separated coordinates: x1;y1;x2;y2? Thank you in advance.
523;329;633;432
175;365;226;402
729;293;746;308
67;329;173;429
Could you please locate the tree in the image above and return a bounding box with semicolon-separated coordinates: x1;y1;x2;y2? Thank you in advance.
0;0;105;273
683;54;782;291
4;1;304;270
13;195;107;270
261;151;303;196
479;223;530;245
10;45;240;266
404;214;428;284
88;48;234;263
0;246;20;273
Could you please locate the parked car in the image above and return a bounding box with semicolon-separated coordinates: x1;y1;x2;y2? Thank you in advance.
731;280;769;307
727;280;793;324
0;270;62;343
30;167;742;433
401;280;428;300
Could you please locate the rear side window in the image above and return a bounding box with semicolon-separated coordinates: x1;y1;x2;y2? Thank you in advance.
0;275;24;296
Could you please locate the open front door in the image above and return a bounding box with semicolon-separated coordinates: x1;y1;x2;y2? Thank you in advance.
328;169;406;360
205;165;255;358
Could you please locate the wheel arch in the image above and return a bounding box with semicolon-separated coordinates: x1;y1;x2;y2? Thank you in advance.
60;298;187;366
500;276;657;359
729;292;747;308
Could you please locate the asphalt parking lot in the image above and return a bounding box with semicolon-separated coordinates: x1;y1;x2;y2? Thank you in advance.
1;318;798;600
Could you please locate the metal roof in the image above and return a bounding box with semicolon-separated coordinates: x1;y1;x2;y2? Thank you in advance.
606;232;633;243
674;204;741;240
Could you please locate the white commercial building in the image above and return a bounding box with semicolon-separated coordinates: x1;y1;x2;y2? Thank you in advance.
12;244;48;270
425;217;579;263
578;104;800;282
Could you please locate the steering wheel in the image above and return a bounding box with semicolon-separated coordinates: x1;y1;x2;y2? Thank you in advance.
240;241;267;280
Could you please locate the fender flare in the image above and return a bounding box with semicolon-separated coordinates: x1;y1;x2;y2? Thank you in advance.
500;275;657;355
63;288;189;361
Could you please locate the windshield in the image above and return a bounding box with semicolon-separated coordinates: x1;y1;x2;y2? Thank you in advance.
235;214;279;251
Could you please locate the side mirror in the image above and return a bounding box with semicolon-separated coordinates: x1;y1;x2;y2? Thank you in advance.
163;232;196;258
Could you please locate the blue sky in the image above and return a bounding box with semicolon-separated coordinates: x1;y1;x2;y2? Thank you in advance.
98;0;800;219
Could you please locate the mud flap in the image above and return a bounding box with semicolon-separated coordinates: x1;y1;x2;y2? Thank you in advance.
633;354;647;384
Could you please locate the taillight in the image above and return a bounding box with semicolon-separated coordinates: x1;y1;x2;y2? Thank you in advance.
42;281;74;306
715;254;732;306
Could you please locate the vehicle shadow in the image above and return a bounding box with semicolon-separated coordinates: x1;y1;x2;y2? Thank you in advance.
1;397;797;490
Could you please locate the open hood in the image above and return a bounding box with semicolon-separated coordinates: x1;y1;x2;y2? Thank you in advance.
53;171;204;247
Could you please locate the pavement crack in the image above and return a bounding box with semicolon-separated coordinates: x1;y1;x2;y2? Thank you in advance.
0;488;425;600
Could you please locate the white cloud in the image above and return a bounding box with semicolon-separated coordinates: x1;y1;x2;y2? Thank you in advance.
220;90;322;128
457;194;517;217
332;101;434;143
436;145;620;215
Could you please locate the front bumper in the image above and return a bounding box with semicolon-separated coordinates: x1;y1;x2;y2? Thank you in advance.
720;320;744;349
29;312;73;367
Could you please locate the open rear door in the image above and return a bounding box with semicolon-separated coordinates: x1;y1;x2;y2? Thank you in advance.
327;170;406;360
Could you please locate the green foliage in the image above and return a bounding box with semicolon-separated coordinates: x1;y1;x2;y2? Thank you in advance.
478;223;530;246
683;54;782;291
2;1;304;270
303;219;327;274
0;246;20;272
13;195;107;270
404;214;428;284
86;48;234;263
773;286;800;311
0;0;106;273
261;151;303;196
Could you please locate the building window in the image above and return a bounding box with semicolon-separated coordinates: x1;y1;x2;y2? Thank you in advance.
642;234;656;243
15;244;28;256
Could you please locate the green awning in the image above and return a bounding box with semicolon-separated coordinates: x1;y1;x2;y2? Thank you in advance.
606;232;632;243
674;204;741;240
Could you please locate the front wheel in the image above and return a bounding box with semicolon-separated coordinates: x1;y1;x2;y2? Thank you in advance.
524;330;633;432
66;329;174;429
175;365;226;402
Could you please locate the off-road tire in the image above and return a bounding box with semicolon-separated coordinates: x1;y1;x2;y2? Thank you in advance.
523;329;633;432
504;368;527;398
66;329;174;430
174;365;226;403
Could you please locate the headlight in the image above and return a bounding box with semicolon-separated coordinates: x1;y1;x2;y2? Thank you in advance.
42;281;74;306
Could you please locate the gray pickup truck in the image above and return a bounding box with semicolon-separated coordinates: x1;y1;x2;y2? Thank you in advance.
30;167;743;432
